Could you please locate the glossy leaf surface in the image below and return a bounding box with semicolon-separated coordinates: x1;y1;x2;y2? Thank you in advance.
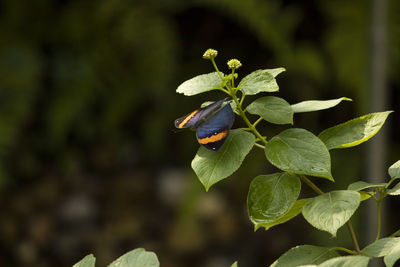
73;255;95;267
318;111;392;150
176;72;222;96
265;128;333;181
246;96;293;125
108;248;159;267
192;129;255;191
247;173;301;230
291;97;351;113
302;190;361;236
238;69;282;95
271;245;339;267
318;256;369;267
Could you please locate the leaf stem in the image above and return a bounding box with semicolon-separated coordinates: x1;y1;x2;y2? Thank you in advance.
230;93;267;145
346;221;361;253
299;175;324;195
376;197;383;240
211;58;223;80
299;174;361;254
254;143;266;149
231;69;235;88
253;117;263;128
332;247;358;255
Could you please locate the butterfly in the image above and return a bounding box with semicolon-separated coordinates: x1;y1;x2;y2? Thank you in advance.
175;98;235;151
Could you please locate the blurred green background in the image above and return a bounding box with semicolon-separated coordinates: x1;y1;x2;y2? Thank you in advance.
0;0;399;266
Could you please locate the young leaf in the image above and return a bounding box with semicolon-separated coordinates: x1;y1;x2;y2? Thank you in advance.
291;97;352;113
247;173;301;230
359;191;373;201
261;198;310;230
317;256;369;267
246;96;293;125
318;111;393;150
388;182;400;195
238;69;283;95
362;237;400;267
389;160;400;179
108;248;159;267
270;245;339;267
265;128;333;181
192;129;255;191
176;72;223;96
347;181;386;191
231;261;238;267
73;254;96;267
302;190;361;236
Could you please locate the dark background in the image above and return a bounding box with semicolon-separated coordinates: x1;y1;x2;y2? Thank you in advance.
0;0;399;266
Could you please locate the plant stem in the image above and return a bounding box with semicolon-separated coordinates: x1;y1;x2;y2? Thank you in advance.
346;221;361;253
230;94;267;145
299;174;362;254
299;175;324;195
231;69;235;88
253;117;263;128
376;198;383;240
254;143;266;149
211;58;223;80
332;247;358;255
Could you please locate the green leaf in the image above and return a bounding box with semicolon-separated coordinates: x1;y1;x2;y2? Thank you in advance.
347;181;386;191
231;261;238;267
265;128;333;181
385;246;400;267
389;160;400;179
387;182;400;195
108;248;159;267
291;97;352;113
302;190;361;236
192;129;255;191
247;173;301;230
391;229;400;237
73;254;96;267
270;245;339;267
347;181;381;200
362;237;400;267
318;256;369;267
246;96;293;125
176;72;223;96
318;111;393;150
262;198;310;230
362;237;400;257
238;69;283;95
267;67;286;78
359;191;373;201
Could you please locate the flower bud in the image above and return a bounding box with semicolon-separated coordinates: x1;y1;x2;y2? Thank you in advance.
203;49;218;59
227;59;242;69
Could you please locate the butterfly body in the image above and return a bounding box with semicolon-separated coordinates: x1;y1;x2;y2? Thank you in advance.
175;99;234;151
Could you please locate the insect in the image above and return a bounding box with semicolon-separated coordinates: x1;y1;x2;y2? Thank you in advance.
174;98;235;151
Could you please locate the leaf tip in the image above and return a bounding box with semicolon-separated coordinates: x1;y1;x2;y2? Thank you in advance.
343;97;353;102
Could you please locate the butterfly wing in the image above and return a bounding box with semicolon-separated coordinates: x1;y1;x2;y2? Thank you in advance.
196;104;235;151
174;99;226;129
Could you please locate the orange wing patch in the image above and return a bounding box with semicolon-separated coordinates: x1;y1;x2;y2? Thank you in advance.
197;130;228;144
178;110;199;128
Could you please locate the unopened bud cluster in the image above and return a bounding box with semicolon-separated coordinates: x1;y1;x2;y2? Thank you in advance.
227;59;242;69
203;49;218;59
